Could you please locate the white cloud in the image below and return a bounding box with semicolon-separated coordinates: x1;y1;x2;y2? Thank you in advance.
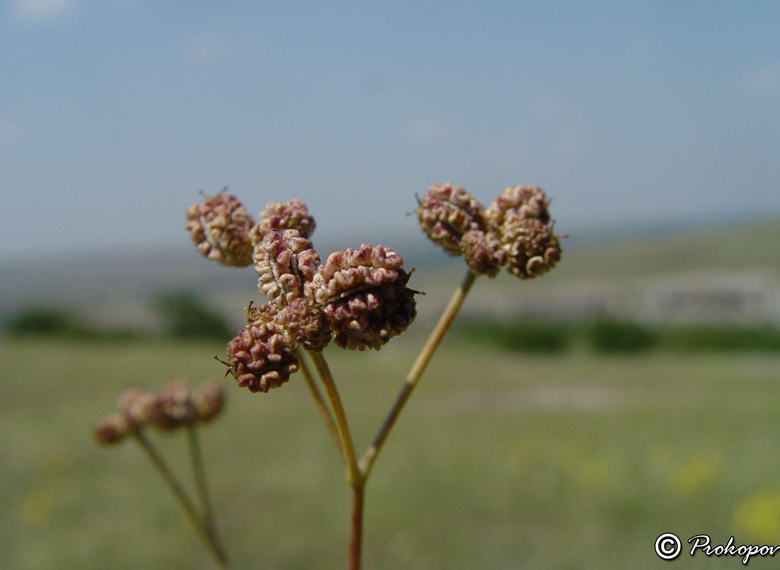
9;0;78;23
182;31;229;64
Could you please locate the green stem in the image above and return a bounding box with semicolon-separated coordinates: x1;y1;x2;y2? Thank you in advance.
308;351;361;487
359;270;477;479
187;424;227;565
134;432;229;567
298;349;344;459
308;350;365;569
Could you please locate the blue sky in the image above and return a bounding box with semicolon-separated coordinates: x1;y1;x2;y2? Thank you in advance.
1;0;779;259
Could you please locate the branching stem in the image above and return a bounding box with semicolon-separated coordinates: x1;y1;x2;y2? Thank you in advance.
135;432;230;567
187;424;227;565
298;349;343;459
359;269;477;478
309;351;361;487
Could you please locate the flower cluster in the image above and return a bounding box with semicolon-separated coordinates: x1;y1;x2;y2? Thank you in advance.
417;183;562;279
94;381;225;445
187;194;420;394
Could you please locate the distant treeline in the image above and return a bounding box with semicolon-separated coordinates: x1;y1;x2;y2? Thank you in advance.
459;318;780;354
4;292;232;342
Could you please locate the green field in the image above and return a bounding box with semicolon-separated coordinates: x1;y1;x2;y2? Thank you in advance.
3;334;780;569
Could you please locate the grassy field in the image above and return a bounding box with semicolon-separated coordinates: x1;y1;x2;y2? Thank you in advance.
3;335;780;569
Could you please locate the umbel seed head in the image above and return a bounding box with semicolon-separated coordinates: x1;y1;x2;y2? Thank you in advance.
154;380;197;431
226;303;299;393
417;183;487;255
250;199;316;245
460;230;507;277
487;185;551;226
276;297;332;351
117;388;160;429
193;382;225;423
499;215;562;279
94;414;133;445
311;244;418;351
186;189;255;267
254;230;321;309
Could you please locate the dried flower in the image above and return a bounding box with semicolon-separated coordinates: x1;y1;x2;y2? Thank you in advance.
417;183;487;255
154;380;197;430
254;230;321;309
311;244;418;351
460;230;507;277
193;382;226;423
276;297;332;351
94;414;133;445
250;199;316;244
185;189;255;267
487;185;551;226
499;216;562;279
117;388;160;429
226;303;299;393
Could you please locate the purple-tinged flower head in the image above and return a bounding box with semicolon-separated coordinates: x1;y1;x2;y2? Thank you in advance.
254;230;321;309
117;388;161;429
311;245;418;351
154;380;197;431
193;382;226;423
94;414;133;445
499;215;562;279
276;297;332;351
225;303;299;393
417;183;487;256
487;185;551;227
185;189;255;267
460;230;507;278
250;199;316;245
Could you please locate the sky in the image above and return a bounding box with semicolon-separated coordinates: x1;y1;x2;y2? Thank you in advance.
1;0;780;260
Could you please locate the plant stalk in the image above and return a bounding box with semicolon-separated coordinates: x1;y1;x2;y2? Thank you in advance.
298;349;344;459
187;424;226;562
359;270;477;478
308;350;365;570
135;432;229;567
349;485;365;570
309;350;361;486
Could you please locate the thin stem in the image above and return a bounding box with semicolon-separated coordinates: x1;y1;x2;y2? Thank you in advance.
309;350;362;487
359;270;477;479
349;486;365;570
297;349;344;459
134;432;229;567
187;424;227;565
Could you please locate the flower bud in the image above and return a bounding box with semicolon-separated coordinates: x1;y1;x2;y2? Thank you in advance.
311;245;418;351
185;189;255;267
460;230;507;277
254;230;321;309
193;382;225;423
250;199;316;244
499;216;562;279
154;380;197;431
417;183;487;255
94;414;132;445
226;304;299;393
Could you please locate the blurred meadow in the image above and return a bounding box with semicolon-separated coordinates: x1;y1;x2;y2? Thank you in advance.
4;1;780;568
3;219;780;569
4;331;780;569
